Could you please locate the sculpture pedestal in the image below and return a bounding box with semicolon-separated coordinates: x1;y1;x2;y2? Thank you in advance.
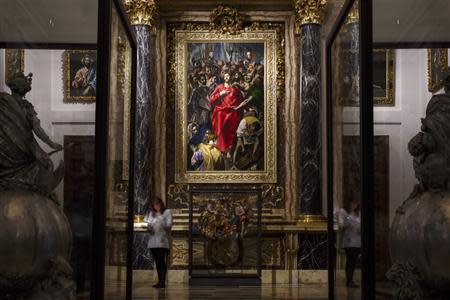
389;190;450;298
0;189;74;299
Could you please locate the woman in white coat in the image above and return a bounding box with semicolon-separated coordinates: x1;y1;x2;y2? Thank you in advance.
144;197;173;288
337;200;361;288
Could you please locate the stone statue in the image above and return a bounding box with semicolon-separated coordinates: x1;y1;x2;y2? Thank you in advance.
0;72;64;198
407;82;450;195
0;73;74;299
388;68;450;299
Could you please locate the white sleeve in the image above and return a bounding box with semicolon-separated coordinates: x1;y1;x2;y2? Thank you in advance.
337;208;349;228
236;119;246;137
163;209;173;229
143;212;150;223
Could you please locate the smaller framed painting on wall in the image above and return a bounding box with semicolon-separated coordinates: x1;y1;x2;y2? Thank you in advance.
4;49;24;83
373;49;395;106
428;48;448;93
63;50;97;103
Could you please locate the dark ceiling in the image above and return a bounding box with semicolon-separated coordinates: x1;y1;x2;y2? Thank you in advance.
0;0;449;45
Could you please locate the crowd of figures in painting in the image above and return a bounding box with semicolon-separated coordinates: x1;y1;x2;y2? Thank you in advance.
186;42;265;172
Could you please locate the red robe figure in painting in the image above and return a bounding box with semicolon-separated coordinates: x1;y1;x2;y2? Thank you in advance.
210;73;244;152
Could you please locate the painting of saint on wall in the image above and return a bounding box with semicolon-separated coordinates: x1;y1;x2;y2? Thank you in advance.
63;50;97;103
174;31;277;183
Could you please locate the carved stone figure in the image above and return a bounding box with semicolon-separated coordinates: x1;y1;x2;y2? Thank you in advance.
407;92;450;195
0;73;64;198
386;262;424;300
389;68;450;299
0;73;74;299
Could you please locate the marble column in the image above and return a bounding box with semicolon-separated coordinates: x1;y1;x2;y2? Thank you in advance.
299;24;322;216
124;0;157;217
294;0;327;218
124;0;157;269
132;24;153;216
343;19;360;106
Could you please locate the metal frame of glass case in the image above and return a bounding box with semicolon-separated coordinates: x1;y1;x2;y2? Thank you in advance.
0;0;137;299
93;0;137;299
326;0;374;299
6;0;450;299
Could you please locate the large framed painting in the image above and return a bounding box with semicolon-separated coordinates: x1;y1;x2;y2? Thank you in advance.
428;48;448;93
373;49;395;106
5;49;24;83
63;50;97;103
173;31;278;183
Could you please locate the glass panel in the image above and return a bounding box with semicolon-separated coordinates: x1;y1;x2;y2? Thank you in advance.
373;2;450;298
329;1;362;298
0;47;97;299
103;4;133;299
0;0;97;44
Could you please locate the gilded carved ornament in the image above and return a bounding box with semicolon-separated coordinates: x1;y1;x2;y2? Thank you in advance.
261;184;285;208
261;239;281;266
345;0;359;25
167;183;189;208
293;0;327;30
124;0;158;28
209;5;245;35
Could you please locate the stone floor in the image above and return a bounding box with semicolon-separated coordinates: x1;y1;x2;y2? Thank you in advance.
133;284;331;300
100;283;368;300
79;280;394;299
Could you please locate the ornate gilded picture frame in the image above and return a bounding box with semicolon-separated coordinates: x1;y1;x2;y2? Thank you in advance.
63;50;97;103
173;30;278;184
5;49;24;83
373;49;395;106
428;48;448;93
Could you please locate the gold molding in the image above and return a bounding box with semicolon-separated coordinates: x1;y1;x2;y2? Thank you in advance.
133;218;331;233
171;28;279;184
209;5;244;35
124;0;158;28
345;0;359;25
428;48;448;93
246;22;286;104
298;214;327;224
134;214;145;223
293;0;327;31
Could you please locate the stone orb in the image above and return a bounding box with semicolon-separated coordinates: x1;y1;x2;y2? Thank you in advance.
0;189;72;292
390;191;450;290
